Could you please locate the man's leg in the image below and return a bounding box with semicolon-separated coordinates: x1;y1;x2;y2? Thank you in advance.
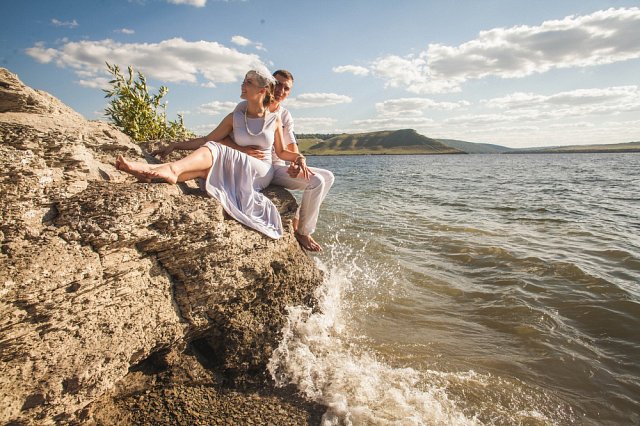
271;165;334;251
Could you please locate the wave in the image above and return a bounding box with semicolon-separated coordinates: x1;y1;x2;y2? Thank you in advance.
266;239;579;425
267;249;476;425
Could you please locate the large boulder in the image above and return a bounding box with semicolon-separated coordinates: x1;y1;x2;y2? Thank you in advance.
0;68;322;424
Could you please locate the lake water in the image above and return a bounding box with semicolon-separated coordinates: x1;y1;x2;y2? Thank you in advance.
267;153;640;425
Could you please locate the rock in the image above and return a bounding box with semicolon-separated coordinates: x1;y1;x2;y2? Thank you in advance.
0;68;323;424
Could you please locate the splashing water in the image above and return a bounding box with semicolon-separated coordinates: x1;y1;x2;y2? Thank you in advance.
268;236;478;425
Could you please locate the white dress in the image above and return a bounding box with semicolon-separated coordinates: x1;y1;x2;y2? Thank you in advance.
203;106;283;238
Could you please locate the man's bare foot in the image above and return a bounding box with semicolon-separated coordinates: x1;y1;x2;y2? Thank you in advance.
115;155;178;184
295;232;322;252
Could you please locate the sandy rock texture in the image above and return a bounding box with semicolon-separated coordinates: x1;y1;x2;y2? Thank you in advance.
0;68;323;424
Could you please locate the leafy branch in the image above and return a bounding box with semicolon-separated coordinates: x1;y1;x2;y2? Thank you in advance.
103;62;194;142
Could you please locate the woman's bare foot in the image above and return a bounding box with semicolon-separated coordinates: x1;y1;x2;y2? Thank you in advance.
115;155;178;184
115;155;151;182
295;232;322;252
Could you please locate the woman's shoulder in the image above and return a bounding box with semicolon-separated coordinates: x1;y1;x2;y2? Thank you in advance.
233;101;248;113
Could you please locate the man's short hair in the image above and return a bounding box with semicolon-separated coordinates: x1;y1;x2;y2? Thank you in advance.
273;69;294;82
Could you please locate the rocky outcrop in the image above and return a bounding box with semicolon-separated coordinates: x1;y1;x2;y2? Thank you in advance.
0;68;323;424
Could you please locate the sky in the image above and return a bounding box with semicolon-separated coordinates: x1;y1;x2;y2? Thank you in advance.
2;0;640;148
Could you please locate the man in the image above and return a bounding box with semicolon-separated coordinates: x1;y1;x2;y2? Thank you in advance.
226;70;334;251
269;70;334;251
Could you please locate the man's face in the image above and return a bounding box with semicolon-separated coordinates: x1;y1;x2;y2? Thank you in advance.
274;74;293;103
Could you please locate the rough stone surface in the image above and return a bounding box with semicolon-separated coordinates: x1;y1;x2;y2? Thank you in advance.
0;68;323;424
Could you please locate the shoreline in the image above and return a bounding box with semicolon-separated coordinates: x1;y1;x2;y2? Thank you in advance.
301;149;640;156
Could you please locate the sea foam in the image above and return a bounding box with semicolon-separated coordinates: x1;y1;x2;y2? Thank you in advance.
267;242;477;425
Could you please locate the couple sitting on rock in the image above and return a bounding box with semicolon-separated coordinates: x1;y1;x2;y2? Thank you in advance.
116;68;333;252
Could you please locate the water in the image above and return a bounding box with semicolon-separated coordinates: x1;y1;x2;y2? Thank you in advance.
267;153;640;425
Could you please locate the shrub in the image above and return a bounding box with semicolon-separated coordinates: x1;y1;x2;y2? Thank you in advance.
103;62;194;142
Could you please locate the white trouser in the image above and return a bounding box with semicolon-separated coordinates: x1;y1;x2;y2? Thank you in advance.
271;165;334;236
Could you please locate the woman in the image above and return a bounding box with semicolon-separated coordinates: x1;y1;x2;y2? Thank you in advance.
115;69;312;238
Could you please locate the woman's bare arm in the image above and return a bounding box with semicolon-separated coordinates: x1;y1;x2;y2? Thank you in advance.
152;114;234;158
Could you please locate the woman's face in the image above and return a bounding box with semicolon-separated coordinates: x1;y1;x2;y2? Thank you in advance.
240;73;264;100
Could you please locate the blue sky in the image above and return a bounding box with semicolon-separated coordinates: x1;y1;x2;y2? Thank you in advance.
2;0;640;148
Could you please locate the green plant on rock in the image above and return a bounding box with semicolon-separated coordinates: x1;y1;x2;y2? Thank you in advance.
103;62;194;142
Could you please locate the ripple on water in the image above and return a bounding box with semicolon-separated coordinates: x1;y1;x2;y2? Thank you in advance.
304;153;640;424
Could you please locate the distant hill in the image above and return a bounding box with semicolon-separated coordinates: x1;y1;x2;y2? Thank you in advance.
436;139;514;154
297;138;324;153
513;141;640;154
295;130;640;155
299;129;463;155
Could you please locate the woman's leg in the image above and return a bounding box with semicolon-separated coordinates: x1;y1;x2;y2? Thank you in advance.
116;147;213;184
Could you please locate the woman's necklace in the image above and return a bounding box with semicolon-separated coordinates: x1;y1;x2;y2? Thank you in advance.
244;107;266;137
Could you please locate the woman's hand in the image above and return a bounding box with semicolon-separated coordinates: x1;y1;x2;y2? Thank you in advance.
151;143;176;159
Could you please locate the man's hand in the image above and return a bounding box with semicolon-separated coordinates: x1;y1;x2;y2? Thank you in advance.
151;143;176;159
295;156;314;180
240;145;265;160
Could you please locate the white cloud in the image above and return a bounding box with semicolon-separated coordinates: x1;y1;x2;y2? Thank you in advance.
201;81;217;88
549;121;594;129
231;35;266;52
77;77;111;89
190;123;218;135
286;93;352;109
115;28;135;35
51;19;79;28
483;86;639;109
376;97;469;116
294;117;338;133
25;42;58;63
25;38;264;88
332;65;370;76
372;7;640;94
231;35;251;46
167;0;206;7
482;86;640;119
198;100;237;115
352;116;434;127
445;113;522;126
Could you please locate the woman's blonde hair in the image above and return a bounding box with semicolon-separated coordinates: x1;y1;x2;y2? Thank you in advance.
246;70;275;107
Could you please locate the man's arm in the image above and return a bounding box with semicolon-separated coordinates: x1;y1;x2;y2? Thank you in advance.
281;108;302;176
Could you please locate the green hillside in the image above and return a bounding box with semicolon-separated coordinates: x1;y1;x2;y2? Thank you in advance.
436;139;514;154
297;138;324;153
298;129;463;155
296;131;640;155
517;141;640;154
